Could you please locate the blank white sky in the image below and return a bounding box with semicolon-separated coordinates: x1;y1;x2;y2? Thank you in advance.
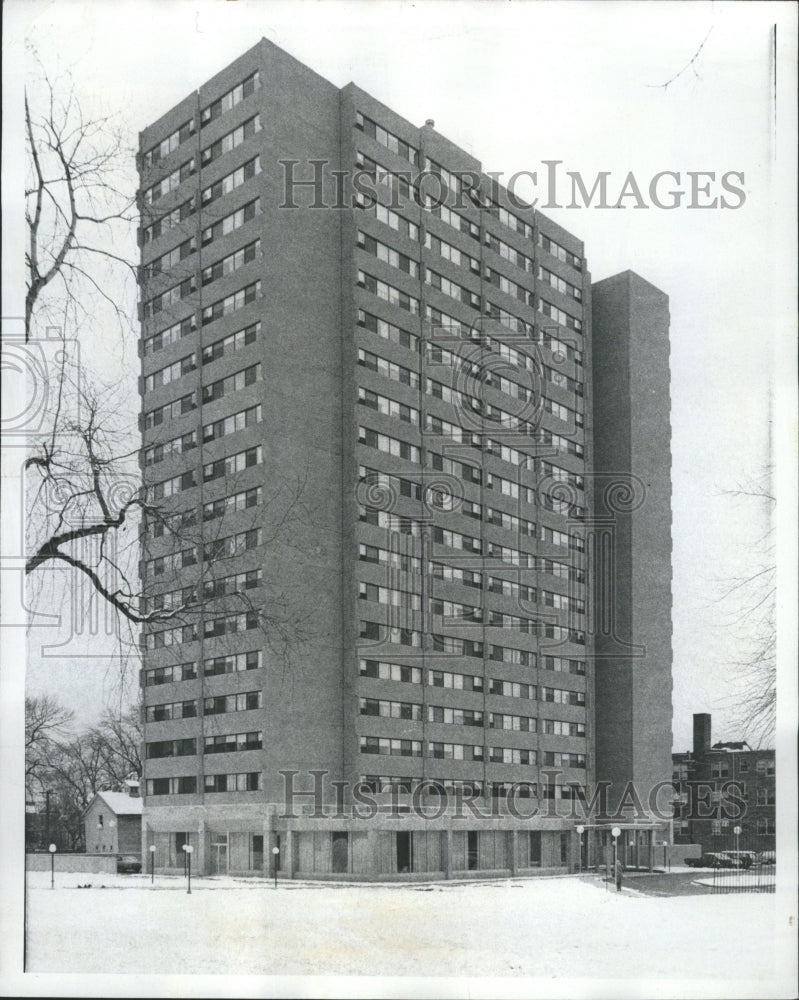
3;0;797;751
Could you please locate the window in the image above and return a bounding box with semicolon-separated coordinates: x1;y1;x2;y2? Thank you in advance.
145;700;197;723
202;363;261;404
484;231;534;273
358;348;419;388
358;426;420;463
143;315;196;356
143;158;196;204
203;691;263;715
201;156;262;207
487;200;533;239
204;772;262;792
537;232;582;269
428;670;483;692
203;445;262;482
143;662;197;686
142;277;197;319
489;645;535;668
488;678;535;700
202;240;261;287
359;467;421;505
359;736;422;757
542;719;586;737
204;732;263;754
429;742;483;761
538;264;582;301
357;231;419;277
425;267;480;309
144;353;196;392
143;120;195;168
488;712;535;732
203;611;259;638
359;697;422;720
358;387;419;425
203;485;262;521
201;114;261;166
201;71;261;126
204;650;262;676
204;527;262;561
425;231;479;272
142;199;195;246
360;659;422;684
146;739;196;759
489;747;536;765
428;705;484;727
146;776;197;796
355;111;418;164
358;309;419;352
358;271;420;315
143;237;196;279
202;199;261;246
538;298;583;333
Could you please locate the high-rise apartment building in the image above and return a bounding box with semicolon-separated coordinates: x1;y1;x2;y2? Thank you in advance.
137;38;672;878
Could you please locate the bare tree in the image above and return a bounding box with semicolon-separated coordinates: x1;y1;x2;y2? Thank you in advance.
717;466;775;747
25;695;74;798
25;63;136;343
88;706;142;787
23;64;315;666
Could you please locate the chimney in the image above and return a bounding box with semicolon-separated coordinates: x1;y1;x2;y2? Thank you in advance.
125;776;141;798
693;713;712;757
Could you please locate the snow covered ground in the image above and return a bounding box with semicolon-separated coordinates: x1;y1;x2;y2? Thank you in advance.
21;868;790;996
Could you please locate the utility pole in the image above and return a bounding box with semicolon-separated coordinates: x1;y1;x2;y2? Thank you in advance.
45;790;51;848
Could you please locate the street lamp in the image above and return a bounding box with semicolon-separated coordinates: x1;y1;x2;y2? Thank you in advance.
734;825;741;868
611;827;621;892
149;844;156;884
183;844;194;894
49;843;56;889
272;845;280;889
576;825;585;874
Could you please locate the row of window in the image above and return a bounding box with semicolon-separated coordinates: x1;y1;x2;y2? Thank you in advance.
144;525;262;578
144;649;254;685
145;484;261;539
144;568;261;614
359;507;584;564
359;618;586;654
146;732;262;758
359;580;585;620
357;307;583;399
146;772;261;796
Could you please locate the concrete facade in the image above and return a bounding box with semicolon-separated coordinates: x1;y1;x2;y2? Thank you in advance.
137;38;672;878
591;272;673;819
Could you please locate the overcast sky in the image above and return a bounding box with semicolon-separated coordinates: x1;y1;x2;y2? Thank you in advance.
4;0;797;752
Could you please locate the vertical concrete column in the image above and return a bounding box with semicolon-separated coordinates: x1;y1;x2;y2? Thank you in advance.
508;831;517;876
285;829;295;878
262;817;272;875
196;818;206;875
442;829;452;880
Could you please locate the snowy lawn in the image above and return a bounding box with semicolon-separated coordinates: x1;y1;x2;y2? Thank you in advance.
25;870;778;980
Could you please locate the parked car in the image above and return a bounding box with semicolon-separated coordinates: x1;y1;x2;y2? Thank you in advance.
685;852;741;869
117;855;142;874
756;850;776;866
723;850;757;868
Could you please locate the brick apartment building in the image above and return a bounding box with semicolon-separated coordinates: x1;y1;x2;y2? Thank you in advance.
137;38;673;878
672;713;775;853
